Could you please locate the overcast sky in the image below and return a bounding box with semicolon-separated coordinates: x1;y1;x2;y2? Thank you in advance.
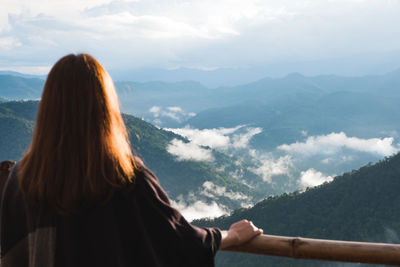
1;0;400;75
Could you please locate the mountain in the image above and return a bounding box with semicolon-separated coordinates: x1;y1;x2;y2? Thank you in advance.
0;75;44;100
0;71;46;80
0;101;37;161
0;101;274;219
109;66;276;88
186;91;400;147
114;70;400;130
3;69;400;125
3;72;400;200
195;153;400;266
115;80;210;122
108;53;400;88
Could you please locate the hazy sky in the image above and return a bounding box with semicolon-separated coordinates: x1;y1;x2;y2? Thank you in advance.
1;0;400;74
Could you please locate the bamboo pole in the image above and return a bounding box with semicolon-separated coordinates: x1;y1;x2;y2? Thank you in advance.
222;234;400;266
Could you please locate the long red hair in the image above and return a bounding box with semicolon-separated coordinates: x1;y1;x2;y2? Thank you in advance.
18;54;136;214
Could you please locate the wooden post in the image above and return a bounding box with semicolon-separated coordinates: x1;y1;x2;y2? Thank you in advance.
222;234;400;266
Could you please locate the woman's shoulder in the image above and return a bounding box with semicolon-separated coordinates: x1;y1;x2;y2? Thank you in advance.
130;157;170;203
134;158;160;186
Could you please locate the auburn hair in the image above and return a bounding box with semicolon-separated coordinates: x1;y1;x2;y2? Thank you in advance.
18;54;137;214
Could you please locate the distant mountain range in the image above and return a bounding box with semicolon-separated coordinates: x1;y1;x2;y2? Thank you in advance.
115;70;400;129
0;74;44;100
2;69;400;123
195;153;400;266
0;71;46;80
107;52;400;87
2;70;400;198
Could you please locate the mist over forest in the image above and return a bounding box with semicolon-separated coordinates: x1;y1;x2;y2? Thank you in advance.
2;68;400;222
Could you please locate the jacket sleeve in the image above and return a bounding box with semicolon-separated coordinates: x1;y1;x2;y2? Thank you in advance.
134;165;222;266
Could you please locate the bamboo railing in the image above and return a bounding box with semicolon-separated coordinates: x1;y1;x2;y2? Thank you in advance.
2;161;399;265
222;234;400;266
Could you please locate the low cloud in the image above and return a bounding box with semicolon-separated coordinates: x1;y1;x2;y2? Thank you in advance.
166;125;261;150
170;181;252;221
232;127;262;149
149;106;161;114
201;181;249;201
170;198;229;222
149;106;196;124
321;155;354;165
167;106;183;113
166;138;214;162
278;132;400;157
299;168;334;188
249;155;293;183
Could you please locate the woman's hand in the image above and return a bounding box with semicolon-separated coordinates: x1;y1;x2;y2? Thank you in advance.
219;219;263;249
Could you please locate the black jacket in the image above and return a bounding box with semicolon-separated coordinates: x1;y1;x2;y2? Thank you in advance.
0;163;221;267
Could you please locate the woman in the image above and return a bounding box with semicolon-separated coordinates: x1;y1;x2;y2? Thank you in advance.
0;54;262;267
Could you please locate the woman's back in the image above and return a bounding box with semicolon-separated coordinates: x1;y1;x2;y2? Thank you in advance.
0;53;262;267
1;162;220;267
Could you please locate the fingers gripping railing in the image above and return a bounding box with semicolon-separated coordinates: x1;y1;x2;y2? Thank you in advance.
222;234;400;266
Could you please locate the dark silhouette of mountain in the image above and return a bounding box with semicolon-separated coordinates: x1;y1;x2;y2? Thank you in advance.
195;153;400;266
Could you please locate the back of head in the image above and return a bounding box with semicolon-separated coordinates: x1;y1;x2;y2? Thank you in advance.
18;54;136;215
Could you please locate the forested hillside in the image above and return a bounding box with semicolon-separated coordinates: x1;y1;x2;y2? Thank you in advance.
0;101;272;219
195;153;400;266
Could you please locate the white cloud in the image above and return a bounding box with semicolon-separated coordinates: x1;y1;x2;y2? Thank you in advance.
3;0;400;72
169;181;252;221
0;36;21;50
149;106;196;124
149;106;161;115
201;181;249;201
321;155;354;164
166;138;214;162
299;168;334;188
170;198;228;222
166;127;233;149
278;132;400;157
249;155;293;183
232;127;262;148
167;106;183;112
161;111;180;121
166;125;261;150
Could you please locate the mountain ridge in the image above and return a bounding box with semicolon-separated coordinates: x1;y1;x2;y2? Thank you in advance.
0;100;274;219
195;153;400;266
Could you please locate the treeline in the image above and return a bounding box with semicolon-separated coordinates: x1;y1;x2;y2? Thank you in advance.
195;155;400;266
